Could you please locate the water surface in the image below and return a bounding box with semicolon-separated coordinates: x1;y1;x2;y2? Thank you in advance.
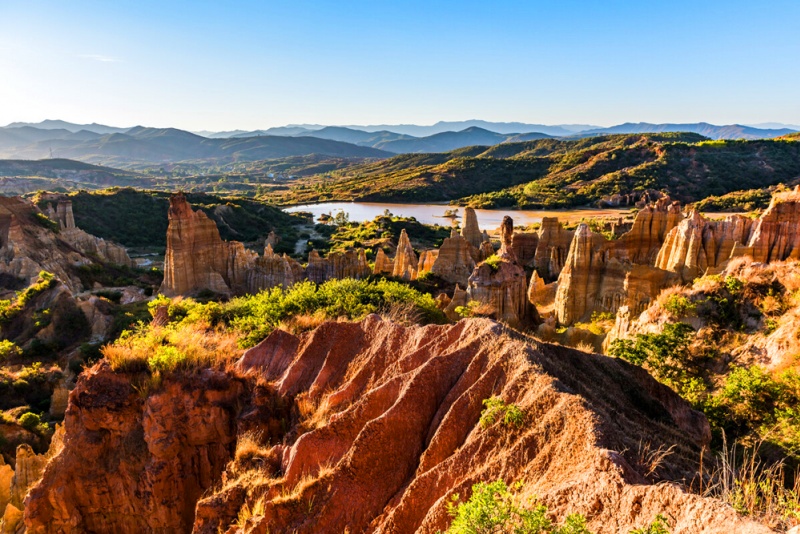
284;201;634;231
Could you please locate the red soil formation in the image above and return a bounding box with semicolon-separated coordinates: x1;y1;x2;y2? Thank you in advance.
25;318;770;533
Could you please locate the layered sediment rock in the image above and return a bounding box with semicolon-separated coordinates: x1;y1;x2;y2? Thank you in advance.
246;244;302;291
47;200;135;268
533;217;574;282
460;207;484;248
467;217;531;326
25;317;767;533
25;367;243;533
554;198;683;325
306;249;370;284
430;233;475;286
417;249;438;276
160;193;257;296
391;229;418;281
0;197;128;292
655;211;754;282
372;248;393;275
160;194;371;297
511;231;538;267
732;187;800;263
616;196;682;264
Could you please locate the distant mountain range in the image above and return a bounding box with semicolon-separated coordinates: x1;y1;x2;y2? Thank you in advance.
0;125;390;166
1;119;796;166
577;122;797;140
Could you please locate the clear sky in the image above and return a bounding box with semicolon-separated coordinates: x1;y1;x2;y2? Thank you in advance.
1;0;798;131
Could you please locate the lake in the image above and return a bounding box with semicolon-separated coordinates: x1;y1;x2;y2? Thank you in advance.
283;202;635;231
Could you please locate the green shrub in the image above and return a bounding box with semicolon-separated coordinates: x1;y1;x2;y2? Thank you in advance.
0;340;21;361
19;412;41;431
147;346;188;373
482;254;502;272
444;480;592;534
609;322;696;389
629;515;671;534
662;294;695;318
480;396;525;429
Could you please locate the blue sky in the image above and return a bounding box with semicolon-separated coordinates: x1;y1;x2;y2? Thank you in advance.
1;0;798;131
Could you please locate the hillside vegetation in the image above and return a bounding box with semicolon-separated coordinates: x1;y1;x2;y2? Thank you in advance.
33;188;308;254
272;134;800;209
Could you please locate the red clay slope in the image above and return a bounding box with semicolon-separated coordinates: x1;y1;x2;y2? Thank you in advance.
25;316;770;533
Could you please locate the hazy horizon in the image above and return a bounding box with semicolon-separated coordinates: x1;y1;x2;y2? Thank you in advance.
2;0;799;131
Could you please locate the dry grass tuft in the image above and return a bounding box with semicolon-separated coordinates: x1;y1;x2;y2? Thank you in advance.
705;436;800;530
278;311;329;335
379;300;424;326
633;440;676;480
234;495;266;529
295;391;334;434
274;461;336;504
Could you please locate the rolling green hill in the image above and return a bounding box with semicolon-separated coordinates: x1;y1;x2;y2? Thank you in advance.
273;134;800;208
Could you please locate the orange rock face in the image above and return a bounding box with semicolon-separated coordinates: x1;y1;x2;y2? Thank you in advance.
372;248;394;275
655;210;754;282
25;317;772;533
160;194;371;297
510;231;538;267
732;187;800;263
24;365;243;533
554;198;683;325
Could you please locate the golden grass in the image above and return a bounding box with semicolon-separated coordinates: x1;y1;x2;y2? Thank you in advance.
295;391;335;434
277;311;329;335
274;461;336;504
234;495;266;529
103;321;242;373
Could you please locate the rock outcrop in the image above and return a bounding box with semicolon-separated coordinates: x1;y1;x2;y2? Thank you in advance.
161;194;371;297
460;207;484;249
160;193;257;297
467;217;531;327
372;248;393;275
731;187;800;263
655;211;754;282
246;244;303;291
0;197;132;292
45;199;135;268
510;231;538;267
430;232;475;286
391;229;418;281
417;249;438;276
554;198;684;325
533;217;574;282
25;317;768;533
306;249;370;284
25;367;243;533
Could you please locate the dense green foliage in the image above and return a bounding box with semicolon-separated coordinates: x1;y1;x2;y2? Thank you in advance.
106;278;447;377
692;187;777;212
271;134;800;209
217;278;446;347
444;480;593;534
311;214;451;257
